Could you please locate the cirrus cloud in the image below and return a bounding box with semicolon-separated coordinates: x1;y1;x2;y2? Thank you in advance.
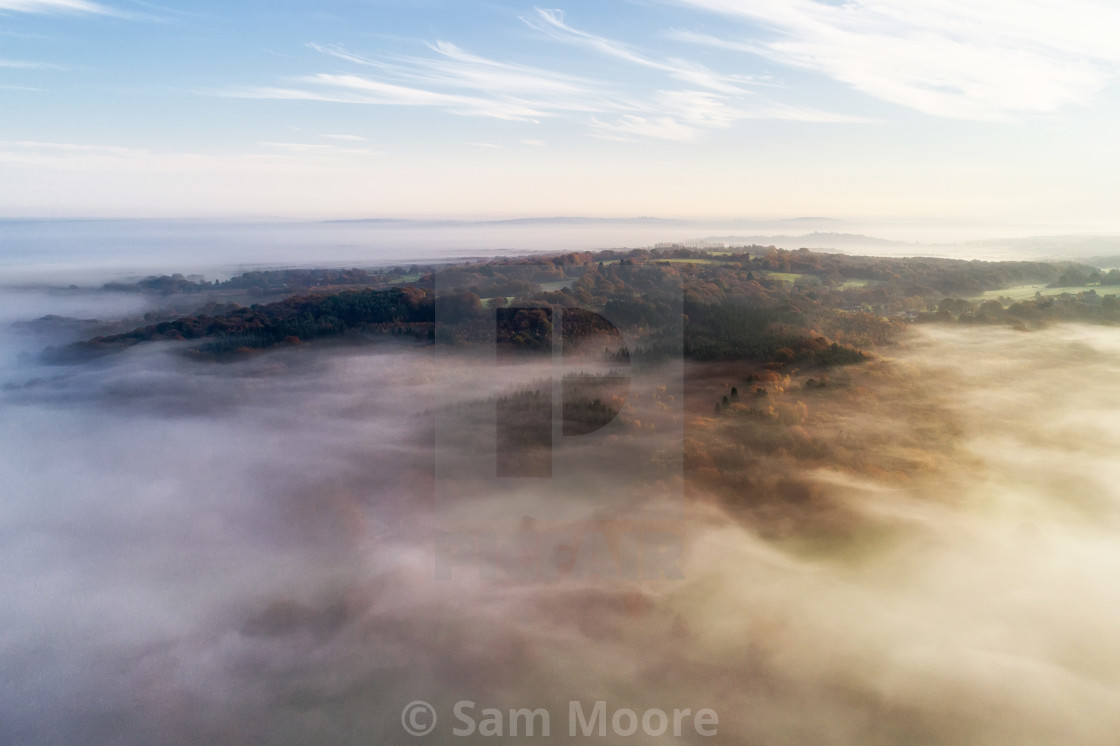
216;8;871;144
666;0;1120;121
0;0;111;14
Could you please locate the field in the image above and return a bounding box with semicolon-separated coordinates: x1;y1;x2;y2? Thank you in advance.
539;279;577;291
976;283;1120;301
765;271;819;284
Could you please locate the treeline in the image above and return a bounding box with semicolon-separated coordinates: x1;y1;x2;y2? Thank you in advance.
1048;267;1120;288
61;247;1118;364
919;291;1120;327
51;287;435;359
101;267;425;296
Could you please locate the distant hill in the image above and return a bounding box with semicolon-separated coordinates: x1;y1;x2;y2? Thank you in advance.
323;216;851;231
49;246;1108;365
325;216;689;227
701;232;908;250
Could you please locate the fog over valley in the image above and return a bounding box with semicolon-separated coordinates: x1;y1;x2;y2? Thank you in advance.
5;251;1120;744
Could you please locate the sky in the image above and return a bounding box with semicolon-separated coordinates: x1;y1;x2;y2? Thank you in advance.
2;0;1120;226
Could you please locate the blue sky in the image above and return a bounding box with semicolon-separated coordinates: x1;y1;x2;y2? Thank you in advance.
2;0;1119;227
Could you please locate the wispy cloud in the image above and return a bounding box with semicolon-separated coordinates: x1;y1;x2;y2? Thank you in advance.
0;0;112;14
666;0;1120;121
517;7;869;138
220;41;620;123
0;140;152;171
654;87;872;126
590;115;698;142
323;134;368;142
216;8;867;143
310;41;597;98
0;59;65;70
282;73;553;121
523;7;764;95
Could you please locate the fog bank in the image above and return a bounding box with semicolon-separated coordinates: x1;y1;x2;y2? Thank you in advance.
3;303;1120;743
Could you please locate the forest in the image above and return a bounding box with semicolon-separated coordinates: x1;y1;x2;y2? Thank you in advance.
47;246;1119;365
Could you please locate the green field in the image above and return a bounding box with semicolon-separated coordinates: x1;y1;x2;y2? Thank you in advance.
976;283;1120;301
540;279;576;291
766;271;819;284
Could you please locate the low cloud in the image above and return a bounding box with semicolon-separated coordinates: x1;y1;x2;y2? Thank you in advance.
5;286;1120;743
